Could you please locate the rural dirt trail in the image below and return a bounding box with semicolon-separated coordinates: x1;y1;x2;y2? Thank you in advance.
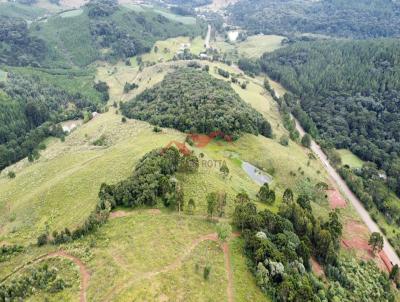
205;24;211;49
294;119;400;267
1;251;90;302
102;232;237;302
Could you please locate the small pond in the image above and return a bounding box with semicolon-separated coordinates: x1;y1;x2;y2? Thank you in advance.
242;161;273;185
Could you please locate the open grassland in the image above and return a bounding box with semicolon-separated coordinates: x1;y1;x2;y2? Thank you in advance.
236;35;285;57
59;9;84;18
0;112;187;245
0;210;268;301
337;149;365;168
214;35;285;62
0;70;6;82
81;212;224;301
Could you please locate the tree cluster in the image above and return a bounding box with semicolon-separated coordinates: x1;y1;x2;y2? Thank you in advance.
0;244;23;263
121;68;272;139
0;264;70;301
0;16;46;66
233;189;394;301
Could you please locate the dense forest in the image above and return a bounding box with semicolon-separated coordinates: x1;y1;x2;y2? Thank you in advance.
121;67;272;139
0;16;47;67
228;0;400;38
233;191;394;301
0;71;106;171
260;39;400;226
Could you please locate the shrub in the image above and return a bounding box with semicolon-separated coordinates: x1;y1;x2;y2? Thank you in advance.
279;135;289;146
203;265;211;280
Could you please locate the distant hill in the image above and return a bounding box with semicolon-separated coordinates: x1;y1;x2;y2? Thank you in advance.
228;0;400;39
0;0;204;68
122;67;273;139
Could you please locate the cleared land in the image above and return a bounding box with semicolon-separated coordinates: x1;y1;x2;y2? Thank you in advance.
337;149;365;168
123;3;197;25
214;35;285;61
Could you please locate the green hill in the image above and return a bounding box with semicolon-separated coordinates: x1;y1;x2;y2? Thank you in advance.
32;0;204;67
122;67;273;139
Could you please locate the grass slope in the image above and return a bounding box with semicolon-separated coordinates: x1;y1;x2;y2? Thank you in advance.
0;2;47;20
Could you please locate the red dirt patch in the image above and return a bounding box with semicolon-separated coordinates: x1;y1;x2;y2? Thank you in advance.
311;257;324;277
327;189;347;209
189;134;213;148
46;251;90;302
342;219;391;272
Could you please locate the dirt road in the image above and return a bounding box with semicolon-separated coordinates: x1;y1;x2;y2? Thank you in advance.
294;119;400;267
205;24;211;49
1;251;90;302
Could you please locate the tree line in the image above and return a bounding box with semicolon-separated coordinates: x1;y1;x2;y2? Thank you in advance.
259;39;400;227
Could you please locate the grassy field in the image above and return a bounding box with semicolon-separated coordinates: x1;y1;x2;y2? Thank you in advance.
140;36;205;64
214;34;285;61
59;9;84;18
0;70;6;82
123;3;197;25
337;149;365;168
229;238;270;301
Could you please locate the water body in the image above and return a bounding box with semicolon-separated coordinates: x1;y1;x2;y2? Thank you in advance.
228;31;239;42
242;161;273;186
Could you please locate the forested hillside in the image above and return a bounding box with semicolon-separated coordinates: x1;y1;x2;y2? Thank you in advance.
0;69;105;171
33;0;203;67
122;67;272;138
0;16;47;67
261;39;400;226
228;0;400;38
0;0;203;68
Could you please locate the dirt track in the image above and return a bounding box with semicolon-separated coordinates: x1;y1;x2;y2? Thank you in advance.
1;251;90;302
102;232;238;302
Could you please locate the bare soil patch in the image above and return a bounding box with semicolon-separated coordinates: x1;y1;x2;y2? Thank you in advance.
311;257;324;277
327;189;347;209
109;209;161;219
342;219;391;272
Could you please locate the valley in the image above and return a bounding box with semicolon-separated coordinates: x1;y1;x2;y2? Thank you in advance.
1;0;400;301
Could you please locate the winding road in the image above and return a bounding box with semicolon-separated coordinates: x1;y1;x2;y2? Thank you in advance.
294;119;400;267
102;231;237;302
